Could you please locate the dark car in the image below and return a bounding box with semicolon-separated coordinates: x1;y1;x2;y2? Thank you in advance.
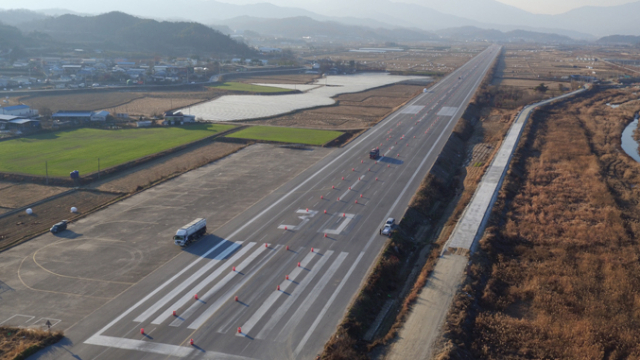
50;220;68;233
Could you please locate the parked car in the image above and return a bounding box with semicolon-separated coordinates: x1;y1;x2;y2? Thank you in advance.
50;220;68;233
381;218;395;236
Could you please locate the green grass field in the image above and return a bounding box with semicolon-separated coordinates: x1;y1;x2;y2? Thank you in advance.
226;126;343;146
0;124;235;177
210;82;292;93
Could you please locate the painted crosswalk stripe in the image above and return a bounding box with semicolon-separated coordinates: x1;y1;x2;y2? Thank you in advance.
133;241;241;323
294;251;364;357
276;252;348;342
259;251;346;340
168;244;268;326
234;251;318;336
151;243;257;325
187;245;284;330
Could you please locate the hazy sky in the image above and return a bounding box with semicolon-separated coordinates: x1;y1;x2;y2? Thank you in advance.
494;0;637;14
0;0;638;15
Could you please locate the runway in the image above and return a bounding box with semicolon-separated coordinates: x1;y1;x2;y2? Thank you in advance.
35;44;501;360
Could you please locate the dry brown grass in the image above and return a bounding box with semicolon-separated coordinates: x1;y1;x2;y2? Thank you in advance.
19;89;223;115
436;87;640;359
0;326;63;360
239;84;424;130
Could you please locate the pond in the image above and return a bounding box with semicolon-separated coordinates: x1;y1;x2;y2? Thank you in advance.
621;114;640;162
178;73;427;121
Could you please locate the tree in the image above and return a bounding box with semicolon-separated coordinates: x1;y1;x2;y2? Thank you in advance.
535;83;548;93
39;106;52;119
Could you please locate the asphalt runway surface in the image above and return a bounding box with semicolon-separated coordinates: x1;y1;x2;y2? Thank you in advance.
33;44;500;360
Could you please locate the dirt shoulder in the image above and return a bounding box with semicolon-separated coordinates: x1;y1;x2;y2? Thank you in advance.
434;87;640;359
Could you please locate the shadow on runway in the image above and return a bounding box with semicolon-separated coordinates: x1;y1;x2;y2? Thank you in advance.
183;235;239;260
53;230;83;239
378;157;404;165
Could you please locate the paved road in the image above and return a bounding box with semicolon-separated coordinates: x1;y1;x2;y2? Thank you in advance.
34;45;501;360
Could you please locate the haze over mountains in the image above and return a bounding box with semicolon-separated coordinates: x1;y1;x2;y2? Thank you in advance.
1;0;639;45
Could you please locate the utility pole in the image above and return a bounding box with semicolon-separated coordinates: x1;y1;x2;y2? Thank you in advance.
45;161;48;185
98;158;100;179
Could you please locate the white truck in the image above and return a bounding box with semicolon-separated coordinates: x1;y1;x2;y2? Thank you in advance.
174;218;207;246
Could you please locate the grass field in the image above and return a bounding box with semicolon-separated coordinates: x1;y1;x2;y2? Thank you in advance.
209;82;292;93
226;126;342;145
0;124;235;177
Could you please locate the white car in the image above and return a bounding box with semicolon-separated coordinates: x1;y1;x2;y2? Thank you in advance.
381;225;392;236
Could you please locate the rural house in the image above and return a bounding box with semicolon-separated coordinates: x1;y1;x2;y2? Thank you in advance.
0;105;39;117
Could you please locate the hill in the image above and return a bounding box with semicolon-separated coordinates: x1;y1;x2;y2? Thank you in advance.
597;35;640;45
218;16;438;43
436;26;576;43
18;11;255;56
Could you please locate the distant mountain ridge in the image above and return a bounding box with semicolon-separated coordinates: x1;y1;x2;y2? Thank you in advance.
218;16;438;42
436;26;576;43
16;11;255;56
596;35;640;45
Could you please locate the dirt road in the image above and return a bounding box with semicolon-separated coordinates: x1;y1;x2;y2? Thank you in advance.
386;254;467;360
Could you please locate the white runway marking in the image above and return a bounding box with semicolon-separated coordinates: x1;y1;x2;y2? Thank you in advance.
236;251;319;336
437;106;459;117
187;246;282;330
340;176;364;200
134;241;241;323
151;243;257;325
276;252;348;342
399;105;425;114
323;214;356;235
168;244;267;326
256;251;338;339
294;251;365;357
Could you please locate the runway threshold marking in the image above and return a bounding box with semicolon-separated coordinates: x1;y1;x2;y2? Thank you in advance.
235;250;320;336
274;252;348;342
256;251;342;340
168;244;268;327
150;243;257;325
186;245;282;330
134;241;241;323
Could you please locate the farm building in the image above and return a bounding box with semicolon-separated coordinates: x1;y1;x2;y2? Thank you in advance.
52;111;93;122
164;111;195;124
0;104;38;117
90;111;110;122
0;115;40;133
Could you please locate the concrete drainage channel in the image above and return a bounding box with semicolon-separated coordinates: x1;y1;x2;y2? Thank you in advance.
387;87;587;360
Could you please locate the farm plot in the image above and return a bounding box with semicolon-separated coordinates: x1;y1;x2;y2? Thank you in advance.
226;126;343;145
0;124;235;177
240;84;424;130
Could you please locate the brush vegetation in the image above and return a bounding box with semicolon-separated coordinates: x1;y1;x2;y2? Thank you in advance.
437;88;640;359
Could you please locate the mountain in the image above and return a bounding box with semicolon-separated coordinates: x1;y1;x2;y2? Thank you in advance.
218;16;438;43
0;9;48;26
596;35;640;45
17;11;255;56
436;26;576;43
550;2;640;37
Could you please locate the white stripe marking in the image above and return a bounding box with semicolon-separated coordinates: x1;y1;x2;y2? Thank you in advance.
272;252;348;341
187;246;282;330
235;251;318;336
340;176;364;200
133;241;241;323
323;214;355;235
151;243;256;325
256;251;338;339
168;244;267;326
294;251;365;357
